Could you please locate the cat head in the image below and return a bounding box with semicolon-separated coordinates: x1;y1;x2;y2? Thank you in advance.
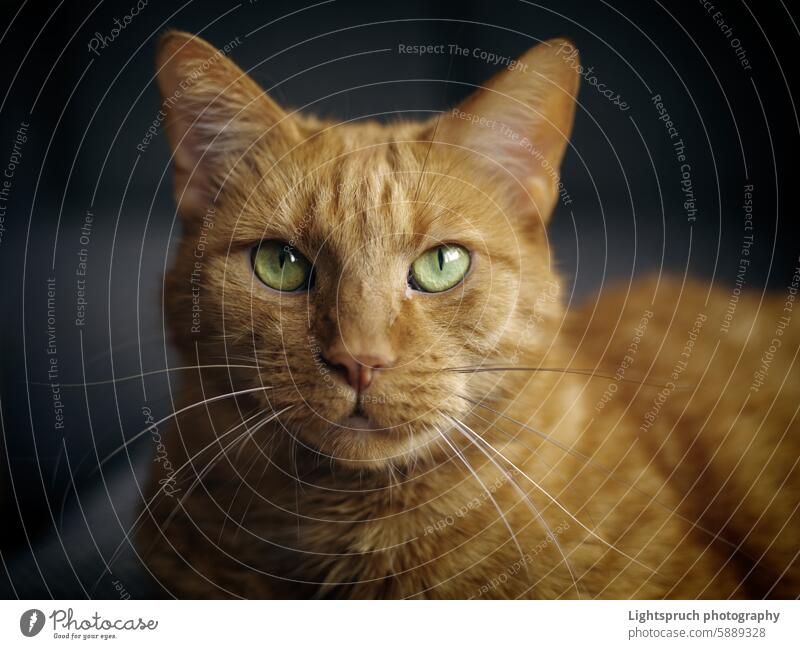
156;31;579;470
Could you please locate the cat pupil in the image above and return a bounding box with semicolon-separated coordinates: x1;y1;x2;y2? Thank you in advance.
438;247;444;271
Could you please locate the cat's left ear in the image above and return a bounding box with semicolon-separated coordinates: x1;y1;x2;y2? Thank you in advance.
155;31;299;220
434;38;580;222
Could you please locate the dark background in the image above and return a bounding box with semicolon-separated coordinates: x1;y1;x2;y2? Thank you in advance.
0;0;796;597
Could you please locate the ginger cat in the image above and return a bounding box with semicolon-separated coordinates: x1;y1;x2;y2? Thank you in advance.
138;31;800;598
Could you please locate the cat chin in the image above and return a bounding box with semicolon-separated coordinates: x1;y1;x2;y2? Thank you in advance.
299;416;441;472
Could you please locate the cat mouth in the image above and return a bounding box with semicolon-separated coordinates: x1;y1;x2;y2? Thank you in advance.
335;401;385;431
338;414;375;430
301;404;442;469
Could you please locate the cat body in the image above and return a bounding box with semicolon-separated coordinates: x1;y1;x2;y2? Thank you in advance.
139;32;799;598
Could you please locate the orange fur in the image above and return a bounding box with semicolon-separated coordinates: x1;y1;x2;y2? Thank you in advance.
139;31;800;598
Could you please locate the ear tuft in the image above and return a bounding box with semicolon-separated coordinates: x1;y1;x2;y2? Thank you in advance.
436;38;580;222
155;31;296;219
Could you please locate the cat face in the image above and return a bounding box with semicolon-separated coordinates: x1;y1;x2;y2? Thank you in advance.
157;32;578;469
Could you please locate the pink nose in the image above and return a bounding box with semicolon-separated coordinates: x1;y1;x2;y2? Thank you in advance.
323;351;392;392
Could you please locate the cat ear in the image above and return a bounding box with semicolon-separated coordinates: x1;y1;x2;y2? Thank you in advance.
155;31;299;219
435;38;580;222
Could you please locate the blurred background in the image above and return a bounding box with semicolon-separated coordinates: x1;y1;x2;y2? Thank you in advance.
0;0;796;597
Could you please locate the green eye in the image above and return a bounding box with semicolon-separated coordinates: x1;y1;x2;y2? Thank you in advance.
409;244;470;293
253;241;312;292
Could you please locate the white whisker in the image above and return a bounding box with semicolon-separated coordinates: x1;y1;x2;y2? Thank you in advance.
466;403;742;552
446;414;579;597
446;413;656;574
98;406;291;578
158;408;289;534
435;425;526;565
30;364;263;388
98;385;273;469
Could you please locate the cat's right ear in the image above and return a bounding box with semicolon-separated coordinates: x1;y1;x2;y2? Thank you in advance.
433;38;580;224
155;31;298;219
